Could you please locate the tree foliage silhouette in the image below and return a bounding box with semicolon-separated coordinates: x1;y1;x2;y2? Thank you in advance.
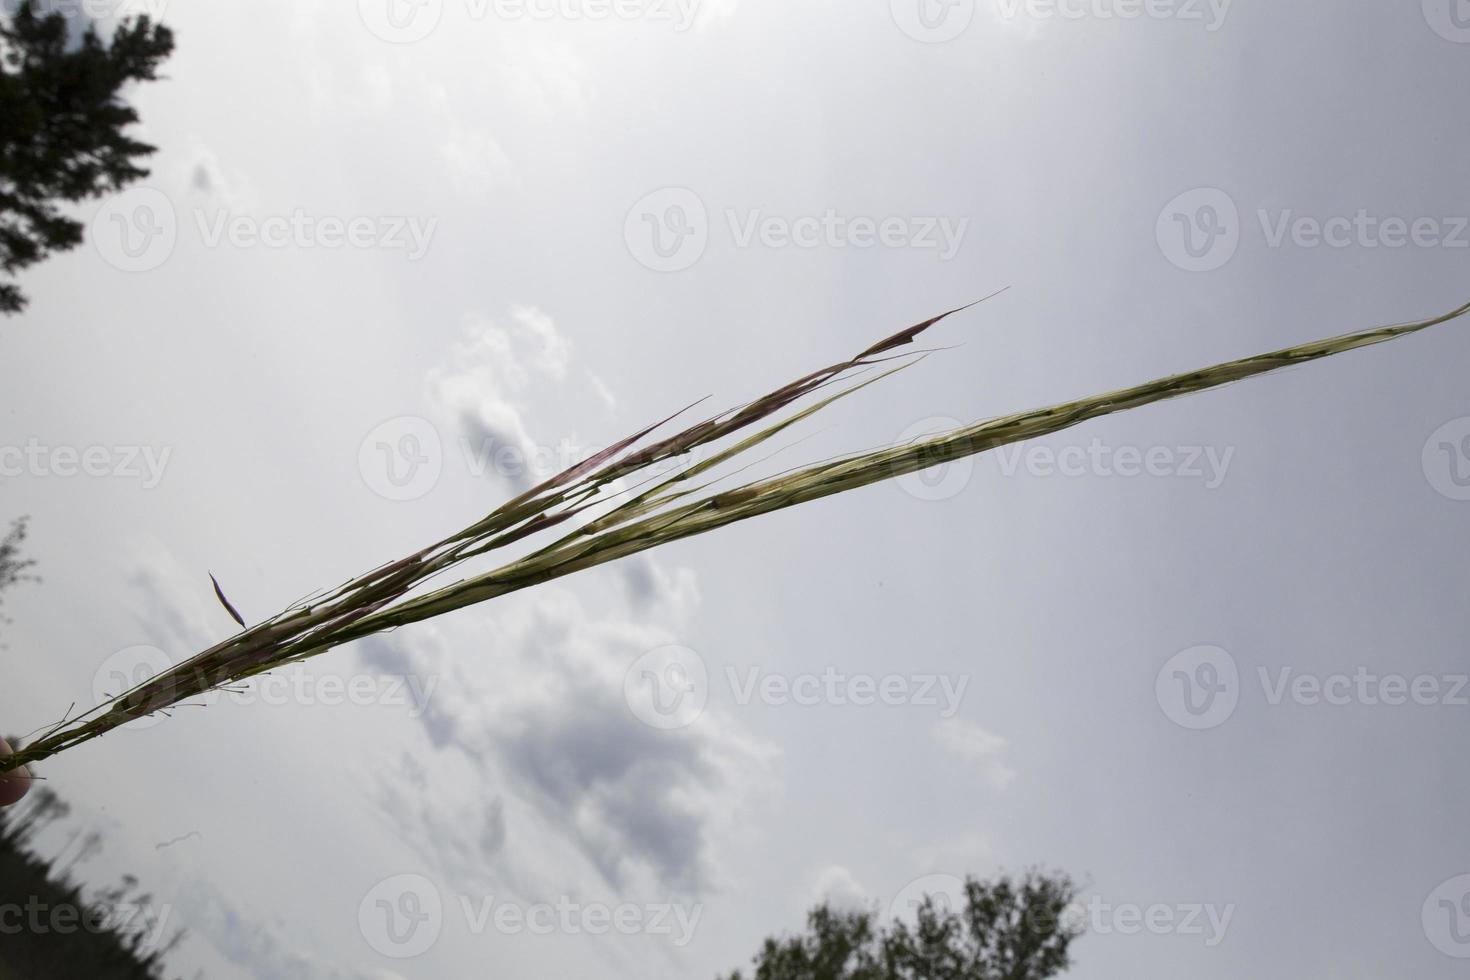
723;872;1082;980
0;515;38;623
0;0;173;314
0;783;185;978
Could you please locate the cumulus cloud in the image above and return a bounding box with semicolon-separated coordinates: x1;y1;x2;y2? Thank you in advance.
385;303;774;897
502;43;592;118
931;718;1017;793
427;306;588;494
807;864;871;914
620;556;700;615
358;577;776;896
418;81;515;199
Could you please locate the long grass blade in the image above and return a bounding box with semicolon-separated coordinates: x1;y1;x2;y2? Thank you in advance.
3;296;1464;773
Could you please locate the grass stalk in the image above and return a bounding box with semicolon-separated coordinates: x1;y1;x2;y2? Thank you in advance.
4;297;1466;773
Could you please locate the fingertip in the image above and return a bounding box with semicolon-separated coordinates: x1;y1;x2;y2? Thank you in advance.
0;737;31;807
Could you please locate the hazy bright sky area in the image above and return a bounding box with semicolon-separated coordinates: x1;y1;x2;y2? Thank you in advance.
3;1;1470;977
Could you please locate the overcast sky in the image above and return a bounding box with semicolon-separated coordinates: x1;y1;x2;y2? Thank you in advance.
3;0;1470;977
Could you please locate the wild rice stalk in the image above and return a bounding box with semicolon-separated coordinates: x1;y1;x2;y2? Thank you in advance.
4;296;1466;773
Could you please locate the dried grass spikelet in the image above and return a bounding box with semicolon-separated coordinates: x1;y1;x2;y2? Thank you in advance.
5;294;1467;773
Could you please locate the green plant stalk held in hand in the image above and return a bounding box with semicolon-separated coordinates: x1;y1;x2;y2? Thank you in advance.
5;296;1468;774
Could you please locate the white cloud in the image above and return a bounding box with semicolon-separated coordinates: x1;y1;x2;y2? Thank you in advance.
439;124;515;197
358;576;777;895
421;81;515;199
502;44;592;118
426;306;577;492
508;305;572;381
931;718;1017;793
586;371;618;413
807;864;871;914
621;556;701;616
